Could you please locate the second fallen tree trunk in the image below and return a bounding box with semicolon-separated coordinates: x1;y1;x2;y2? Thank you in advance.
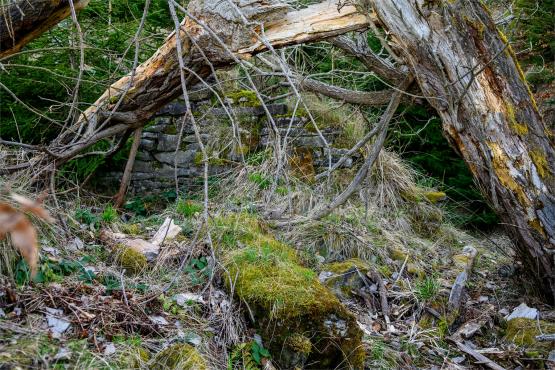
369;0;555;300
0;0;90;59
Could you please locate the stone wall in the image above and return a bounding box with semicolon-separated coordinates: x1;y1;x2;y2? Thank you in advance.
101;93;359;194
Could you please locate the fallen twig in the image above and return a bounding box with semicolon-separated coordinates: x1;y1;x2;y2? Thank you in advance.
451;340;506;370
536;334;555;342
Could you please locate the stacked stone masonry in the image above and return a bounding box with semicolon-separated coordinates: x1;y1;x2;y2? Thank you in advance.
103;95;360;194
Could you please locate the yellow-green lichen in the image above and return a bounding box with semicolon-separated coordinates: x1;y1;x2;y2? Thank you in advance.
390;248;409;262
452;253;472;269
464;16;485;39
497;30;540;112
118;346;151;369
323;258;369;275
530;149;551;178
121;223;142;236
116;245;147;275
506;102;528;136
423;191;447;203
152;344;207;370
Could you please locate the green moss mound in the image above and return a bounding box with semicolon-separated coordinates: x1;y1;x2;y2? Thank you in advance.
152;343;207;370
225;90;261;107
504;318;555;348
214;214;364;369
116;245;148;275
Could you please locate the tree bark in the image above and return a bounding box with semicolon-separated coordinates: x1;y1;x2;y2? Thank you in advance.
369;0;555;299
0;0;89;59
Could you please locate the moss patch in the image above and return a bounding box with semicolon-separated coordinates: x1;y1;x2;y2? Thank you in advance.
225;90;261;107
152;344;207;370
504;318;555;348
215;213;364;369
115;245;148;275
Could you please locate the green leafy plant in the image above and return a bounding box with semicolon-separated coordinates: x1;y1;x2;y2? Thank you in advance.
101;204;118;223
250;341;271;365
176;199;203;218
184;256;211;285
75;208;99;227
228;340;270;370
248;172;271;190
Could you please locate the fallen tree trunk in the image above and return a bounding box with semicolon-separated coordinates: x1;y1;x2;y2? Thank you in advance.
369;0;555;299
45;1;371;163
0;0;89;59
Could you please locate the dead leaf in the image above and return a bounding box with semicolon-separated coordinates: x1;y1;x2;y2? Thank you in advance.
0;193;54;278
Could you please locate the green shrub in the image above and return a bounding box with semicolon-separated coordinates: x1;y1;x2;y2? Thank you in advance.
248;172;271;190
75;208;98;226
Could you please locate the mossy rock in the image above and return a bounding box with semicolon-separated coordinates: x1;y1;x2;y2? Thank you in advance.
115;245;148;275
423;191;447;203
216;214;364;369
152;343;207;370
504;318;555;348
321;258;370;301
225;90;261;107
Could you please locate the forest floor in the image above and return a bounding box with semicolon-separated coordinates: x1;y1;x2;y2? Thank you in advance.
1;152;554;370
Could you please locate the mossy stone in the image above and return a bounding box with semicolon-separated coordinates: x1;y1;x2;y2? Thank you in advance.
424;191;447;203
216;214;364;369
152;343;207;370
116;245;148;275
321;258;370;301
225;90;261;107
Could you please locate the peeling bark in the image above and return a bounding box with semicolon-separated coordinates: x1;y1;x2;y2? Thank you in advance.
369;0;555;299
0;0;89;59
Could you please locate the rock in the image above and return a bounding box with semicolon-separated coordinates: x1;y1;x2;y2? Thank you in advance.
173;293;205;306
154;150;196;166
150;218;182;246
45;307;71;338
139;139;155;151
149;315;169;326
506;303;538;320
67;237;84;252
218;214;364;369
100;229;159;262
133;160;155;172
156;134;180;151
103;343;116;355
320;258;370;301
152;343;207;370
